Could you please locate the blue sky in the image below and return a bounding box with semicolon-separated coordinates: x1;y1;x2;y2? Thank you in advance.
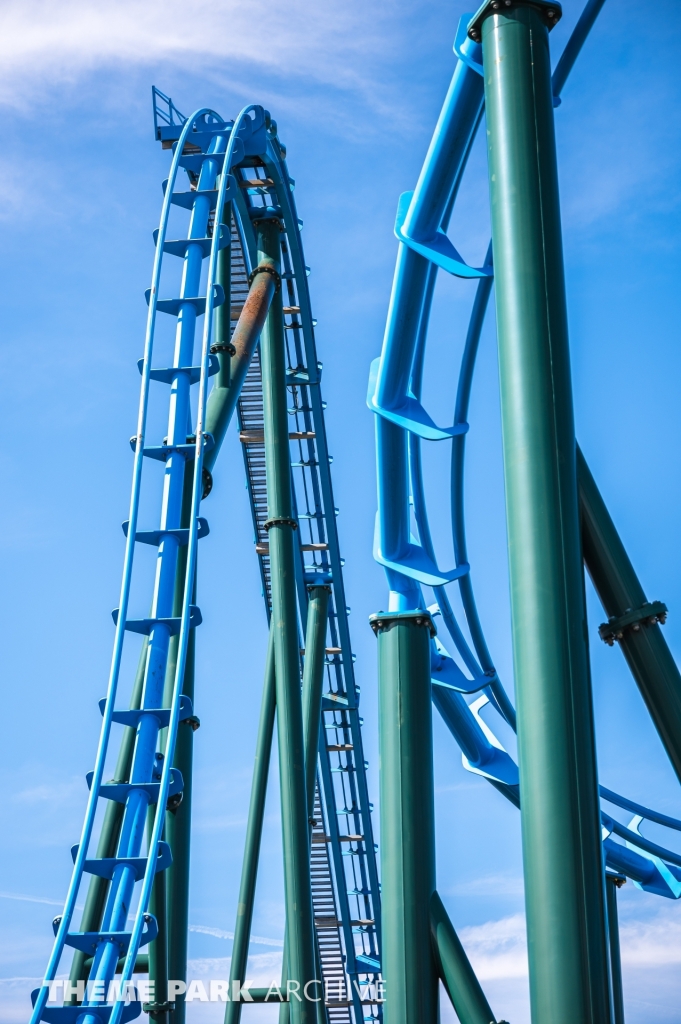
1;1;681;1022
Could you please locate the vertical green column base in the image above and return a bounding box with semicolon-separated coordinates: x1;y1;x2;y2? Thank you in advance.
372;610;438;1024
605;874;626;1024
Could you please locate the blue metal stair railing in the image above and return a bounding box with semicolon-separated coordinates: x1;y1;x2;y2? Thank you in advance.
29;104;266;1024
151;97;382;1021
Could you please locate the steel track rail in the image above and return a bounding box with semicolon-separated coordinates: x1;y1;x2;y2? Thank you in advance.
369;0;681;906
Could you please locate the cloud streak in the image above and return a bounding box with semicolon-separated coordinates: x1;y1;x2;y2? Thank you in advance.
0;891;65;908
189;924;284;948
451;903;681;983
0;0;405;114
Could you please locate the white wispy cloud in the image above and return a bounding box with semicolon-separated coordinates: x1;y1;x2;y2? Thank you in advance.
619;907;681;967
12;778;83;805
452;903;681;985
459;913;528;981
189;924;283;948
187;951;282;978
448;874;525;897
0;891;64;908
0;0;405;114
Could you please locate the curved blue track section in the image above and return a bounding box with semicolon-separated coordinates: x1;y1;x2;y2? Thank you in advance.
368;4;681;905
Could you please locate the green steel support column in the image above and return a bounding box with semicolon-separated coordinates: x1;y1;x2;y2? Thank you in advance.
162;471;199;1024
476;2;611;1020
301;585;331;1024
302;586;331;811
147;812;168;1024
578;446;681;783
259;215;316;1022
430;891;497;1024
68;640;148;997
605;874;626;1024
214;201;232;390
370;610;438;1024
164;628;196;1024
225;633;277;1024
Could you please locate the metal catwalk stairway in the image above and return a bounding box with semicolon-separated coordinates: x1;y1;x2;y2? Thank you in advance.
230;183;382;1018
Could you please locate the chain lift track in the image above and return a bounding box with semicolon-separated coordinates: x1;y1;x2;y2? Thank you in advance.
28;90;380;1024
229;179;382;1016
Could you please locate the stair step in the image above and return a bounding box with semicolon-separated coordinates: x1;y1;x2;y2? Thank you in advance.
70;841;172;881
51;912;157;957
111;605;202;637
98;693;194;730
122;518;210;547
145;282;225;316
137;354;219;384
85;768;183;806
132;433;214;463
170;188;220;211
153;223;230;257
30;992;141;1024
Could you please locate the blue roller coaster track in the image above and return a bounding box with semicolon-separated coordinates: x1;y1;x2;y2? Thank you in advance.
368;0;681;903
29;91;380;1024
25;1;681;1023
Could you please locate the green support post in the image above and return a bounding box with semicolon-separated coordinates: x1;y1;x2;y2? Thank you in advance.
370;611;495;1024
214;201;232;390
476;2;611;1020
301;585;331;1024
147;810;169;1024
302;586;331;810
259;215;316;1022
430;891;496;1024
160;471;199;1024
578;446;681;783
67;641;148;999
605;874;626;1024
225;634;277;1024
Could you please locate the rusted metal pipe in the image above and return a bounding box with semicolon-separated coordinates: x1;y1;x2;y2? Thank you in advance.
204;265;277;473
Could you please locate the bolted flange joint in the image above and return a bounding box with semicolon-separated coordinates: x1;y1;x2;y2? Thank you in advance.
264;516;298;531
369;609;437;638
599;601;667;647
248;263;281;293
143;1002;176;1019
467;0;562;42
210;341;236;356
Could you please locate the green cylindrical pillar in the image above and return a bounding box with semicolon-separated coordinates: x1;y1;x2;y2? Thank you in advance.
430;891;496;1024
259;215;316;1023
147;812;169;1024
605;874;626;1024
371;610;438;1024
302;586;331;812
162;471;199;1024
476;2;610;1020
578;446;681;784
213;200;233;390
225;634;277;1024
